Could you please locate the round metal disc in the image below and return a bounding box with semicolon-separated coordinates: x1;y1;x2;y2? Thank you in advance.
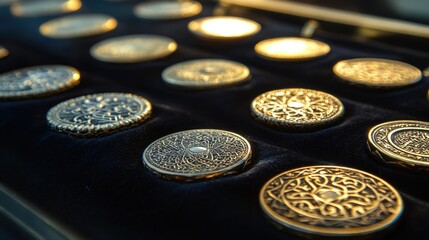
333;58;422;88
134;1;202;20
0;46;8;59
251;88;344;130
143;129;252;181
47;93;152;137
0;65;80;99
162;59;250;88
39;14;117;39
260;165;403;237
90;34;177;63
255;37;330;61
10;0;81;17
368;120;429;170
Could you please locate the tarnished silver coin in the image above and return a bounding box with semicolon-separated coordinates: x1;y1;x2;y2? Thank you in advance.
162;59;250;88
0;65;80;99
0;46;8;59
47;93;152;137
143;129;252;181
134;1;202;20
90;34;177;63
10;0;81;17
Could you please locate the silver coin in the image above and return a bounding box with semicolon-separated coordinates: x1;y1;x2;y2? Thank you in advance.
10;0;81;17
134;1;202;20
143;129;252;181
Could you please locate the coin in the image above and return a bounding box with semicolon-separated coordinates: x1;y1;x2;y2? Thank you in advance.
0;65;80;99
10;0;81;17
188;16;260;41
39;14;117;39
90;34;177;63
47;93;152;137
0;46;8;59
333;58;422;88
255;37;330;61
260;165;403;237
368;120;429;170
143;129;252;181
251;88;344;130
162;59;250;88
134;1;202;20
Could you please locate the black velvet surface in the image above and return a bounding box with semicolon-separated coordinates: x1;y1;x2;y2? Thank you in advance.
1;1;429;239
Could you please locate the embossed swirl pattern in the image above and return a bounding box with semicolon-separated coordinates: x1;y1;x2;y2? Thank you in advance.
391;130;429;156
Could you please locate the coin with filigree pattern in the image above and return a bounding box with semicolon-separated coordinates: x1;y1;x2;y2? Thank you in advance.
47;93;152;137
0;65;80;99
143;129;252;181
251;88;344;130
333;58;422;88
11;0;81;17
162;59;250;88
260;165;403;237
134;1;202;20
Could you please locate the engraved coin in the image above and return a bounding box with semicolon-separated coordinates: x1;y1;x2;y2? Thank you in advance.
260;165;403;237
134;1;202;20
39;14;117;39
333;58;422;88
0;65;80;99
0;46;8;59
368;120;429;170
143;129;252;181
251;88;344;130
11;0;81;17
255;37;330;61
162;59;250;88
90;34;177;63
47;93;152;137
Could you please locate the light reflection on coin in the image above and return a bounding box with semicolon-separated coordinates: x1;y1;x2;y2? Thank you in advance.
39;14;117;39
255;37;330;61
333;58;422;88
0;46;8;59
11;0;81;17
47;93;152;137
162;59;250;88
0;65;80;99
90;34;177;63
143;129;252;181
134;1;202;20
260;165;403;237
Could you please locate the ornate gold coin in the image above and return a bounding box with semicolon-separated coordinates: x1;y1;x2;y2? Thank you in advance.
39;14;117;39
260;165;403;237
333;58;422;88
0;46;8;59
251;88;344;130
134;1;202;20
47;93;152;137
11;0;81;17
368;120;429;170
90;34;177;63
143;129;252;181
162;59;250;88
0;65;80;99
255;37;330;61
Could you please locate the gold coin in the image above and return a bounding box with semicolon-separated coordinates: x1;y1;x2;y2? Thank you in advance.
90;34;177;63
255;37;330;61
333;58;422;88
11;0;81;17
0;65;80;99
47;93;152;137
143;129;251;181
134;1;202;20
251;88;344;130
162;59;250;88
0;46;8;59
368;120;429;170
260;165;403;237
188;16;260;41
39;14;117;39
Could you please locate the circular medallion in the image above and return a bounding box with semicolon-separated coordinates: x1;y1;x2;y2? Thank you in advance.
0;65;80;99
47;93;152;137
134;1;202;20
255;37;330;61
251;88;344;130
0;46;8;59
333;58;422;88
162;59;250;89
90;34;177;63
368;120;429;170
39;14;117;39
260;165;403;237
143;129;252;181
10;0;81;17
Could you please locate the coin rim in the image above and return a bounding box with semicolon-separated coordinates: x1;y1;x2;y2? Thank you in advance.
133;0;202;20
